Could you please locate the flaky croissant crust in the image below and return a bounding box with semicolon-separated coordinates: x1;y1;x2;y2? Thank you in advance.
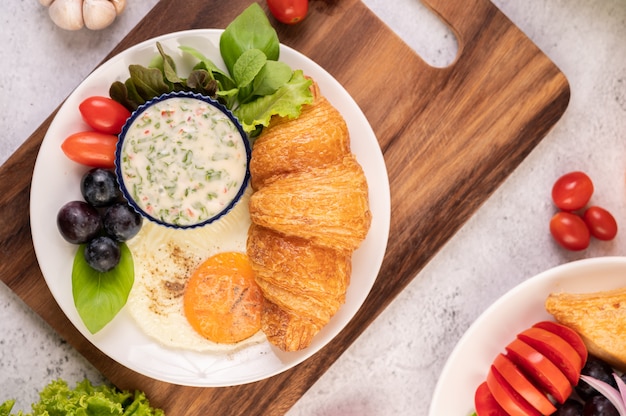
246;81;371;351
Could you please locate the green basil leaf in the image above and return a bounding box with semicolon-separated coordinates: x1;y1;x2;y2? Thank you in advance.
233;49;267;88
220;3;279;76
72;243;134;334
252;60;293;97
234;69;313;133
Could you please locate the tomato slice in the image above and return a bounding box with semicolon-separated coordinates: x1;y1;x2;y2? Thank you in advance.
492;354;556;415
487;366;542;416
505;339;572;404
517;327;583;385
532;321;588;365
474;381;508;416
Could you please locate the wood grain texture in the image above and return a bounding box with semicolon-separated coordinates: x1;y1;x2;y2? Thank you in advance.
0;0;569;414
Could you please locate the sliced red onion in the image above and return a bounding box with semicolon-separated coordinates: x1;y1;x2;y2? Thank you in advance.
580;374;626;415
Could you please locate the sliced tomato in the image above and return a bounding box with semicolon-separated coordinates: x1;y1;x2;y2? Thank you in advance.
532;321;588;364
505;338;572;404
492;354;557;415
487;366;542;416
61;131;118;168
474;381;508;416
517;327;583;385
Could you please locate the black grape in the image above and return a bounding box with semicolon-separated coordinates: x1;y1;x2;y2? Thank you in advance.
576;356;617;400
103;202;143;242
84;236;120;272
80;168;121;207
57;201;102;244
555;399;584;416
583;395;619;416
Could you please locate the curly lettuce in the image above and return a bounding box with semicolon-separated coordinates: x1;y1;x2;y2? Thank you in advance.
1;379;164;416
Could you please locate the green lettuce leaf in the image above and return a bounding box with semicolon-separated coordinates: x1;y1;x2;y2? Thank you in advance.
234;70;313;133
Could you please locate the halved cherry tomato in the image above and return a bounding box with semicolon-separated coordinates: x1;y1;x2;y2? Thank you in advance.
491;354;557;415
267;0;308;24
532;321;588;364
61;131;118;168
583;205;618;241
474;381;507;416
517;327;583;385
79;96;131;135
549;211;590;251
552;171;594;211
505;338;572;404
486;366;542;416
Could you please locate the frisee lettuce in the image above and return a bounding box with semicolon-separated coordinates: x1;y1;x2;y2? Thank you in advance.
0;379;163;416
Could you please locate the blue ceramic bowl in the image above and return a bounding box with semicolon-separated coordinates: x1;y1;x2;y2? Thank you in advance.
115;91;250;229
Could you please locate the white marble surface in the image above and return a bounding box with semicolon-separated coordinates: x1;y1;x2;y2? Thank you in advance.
1;0;625;414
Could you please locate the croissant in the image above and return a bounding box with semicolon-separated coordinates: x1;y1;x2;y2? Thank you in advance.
247;80;371;351
247;224;352;351
249;84;350;190
546;287;626;371
249;154;371;252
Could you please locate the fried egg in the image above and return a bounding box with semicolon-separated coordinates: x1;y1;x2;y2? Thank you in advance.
126;189;266;352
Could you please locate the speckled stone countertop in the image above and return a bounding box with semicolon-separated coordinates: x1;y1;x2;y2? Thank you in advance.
1;1;625;414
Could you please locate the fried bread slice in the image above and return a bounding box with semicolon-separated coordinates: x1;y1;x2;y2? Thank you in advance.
545;287;626;371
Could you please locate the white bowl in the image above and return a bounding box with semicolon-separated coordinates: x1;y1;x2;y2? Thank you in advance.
429;256;626;415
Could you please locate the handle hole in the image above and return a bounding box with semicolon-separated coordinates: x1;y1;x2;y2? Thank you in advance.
367;0;458;68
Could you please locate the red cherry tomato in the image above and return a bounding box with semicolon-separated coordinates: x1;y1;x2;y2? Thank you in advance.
267;0;309;24
551;171;594;211
61;131;118;168
549;211;590;251
79;96;131;135
474;381;507;416
583;205;618;241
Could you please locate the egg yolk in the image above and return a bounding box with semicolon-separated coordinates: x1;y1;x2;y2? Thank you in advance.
183;251;263;344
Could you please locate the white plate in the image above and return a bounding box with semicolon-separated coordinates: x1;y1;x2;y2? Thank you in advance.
30;29;390;387
429;256;626;415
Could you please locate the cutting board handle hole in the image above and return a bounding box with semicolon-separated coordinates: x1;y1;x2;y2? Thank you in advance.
378;1;458;68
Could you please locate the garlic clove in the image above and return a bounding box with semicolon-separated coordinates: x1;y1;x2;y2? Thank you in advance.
110;0;126;15
39;0;55;7
83;0;117;30
48;0;84;31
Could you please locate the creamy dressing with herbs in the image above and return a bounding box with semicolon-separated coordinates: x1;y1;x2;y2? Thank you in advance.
119;96;247;226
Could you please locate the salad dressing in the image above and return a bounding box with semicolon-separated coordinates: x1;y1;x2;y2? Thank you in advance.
119;96;247;226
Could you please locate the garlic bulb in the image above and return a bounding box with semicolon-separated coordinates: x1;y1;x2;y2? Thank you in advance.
40;0;126;31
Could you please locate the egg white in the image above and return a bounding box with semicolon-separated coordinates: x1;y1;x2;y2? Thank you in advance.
125;188;266;352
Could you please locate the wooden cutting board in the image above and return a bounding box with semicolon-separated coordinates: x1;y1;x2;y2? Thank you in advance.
0;0;569;414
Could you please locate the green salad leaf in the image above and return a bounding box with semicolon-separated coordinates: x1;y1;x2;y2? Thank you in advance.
72;243;134;334
1;379;163;416
219;3;280;76
109;2;313;136
234;70;313;132
0;400;14;416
